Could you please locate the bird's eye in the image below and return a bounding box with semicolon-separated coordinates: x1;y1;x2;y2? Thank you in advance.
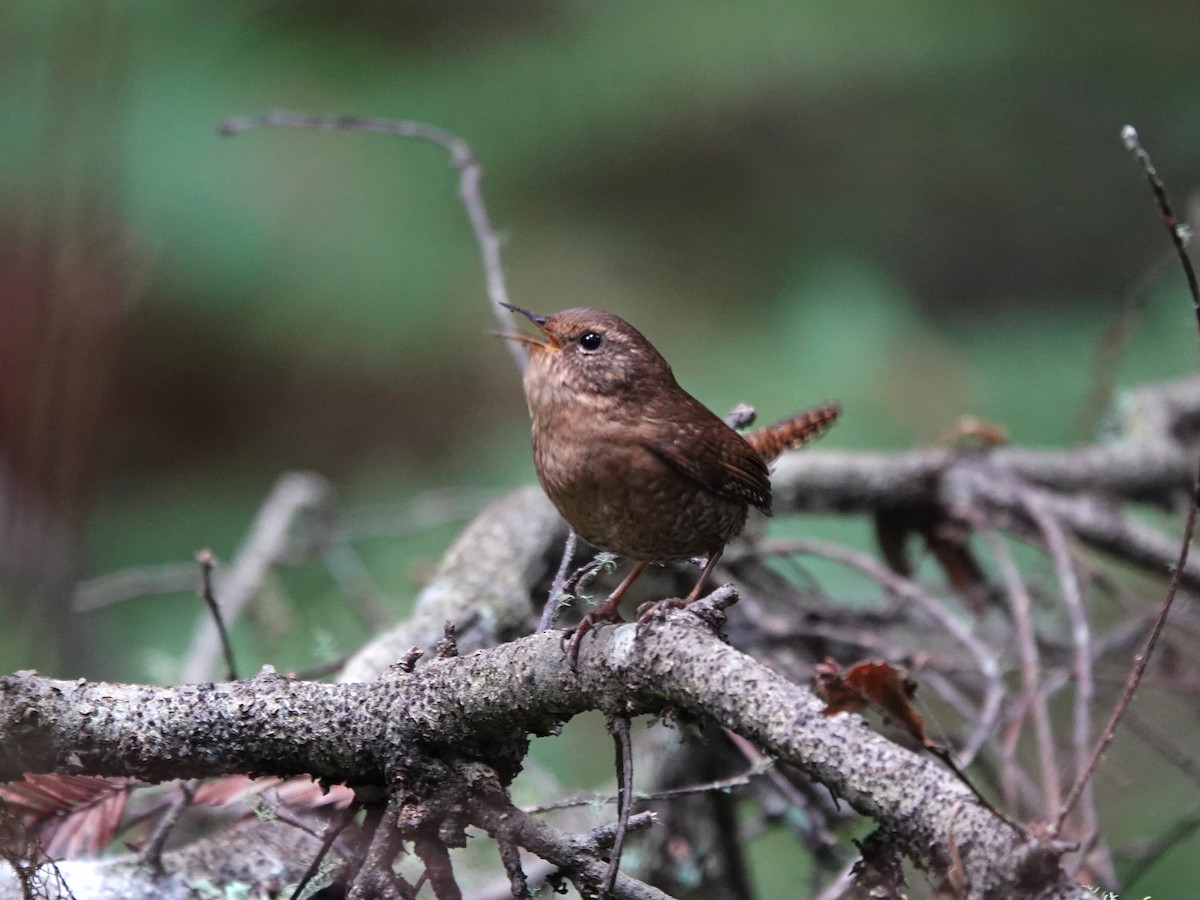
578;332;603;351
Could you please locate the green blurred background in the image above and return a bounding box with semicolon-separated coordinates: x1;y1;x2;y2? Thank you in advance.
2;1;1198;893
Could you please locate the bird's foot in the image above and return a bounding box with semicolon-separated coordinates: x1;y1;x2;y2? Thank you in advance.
635;596;690;624
561;561;649;669
562;607;625;669
638;584;739;630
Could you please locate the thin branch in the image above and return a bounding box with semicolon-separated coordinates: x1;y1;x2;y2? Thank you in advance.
347;802;413;900
572;813;658;853
1056;126;1200;834
540;531;579;632
1121;126;1200;316
195;551;237;682
1019;488;1095;839
724;730;833;838
182;472;334;683
602;715;634;899
763;537;1004;766
981;528;1062;817
1057;476;1200;834
218;111;526;374
137;779;195;876
493;831;527;899
289;802;360;900
523;759;771;813
468;788;671;900
72;561;198;612
413;831;462;900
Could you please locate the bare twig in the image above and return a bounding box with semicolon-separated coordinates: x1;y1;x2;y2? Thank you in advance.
468;788;671;900
1019;488;1095;839
195;551;237;682
347;802;413;900
1121;126;1200;314
72;488;489;618
72;561;198;612
523;759;770;814
413;831;462;900
493;831;527;899
1058;473;1200;835
182;472;334;683
1055;126;1200;834
138;779;195;875
763;537;1004;766
603;715;634;899
540;530;579;632
218;111;525;374
724;729;839;852
981;528;1062;817
288;802;359;900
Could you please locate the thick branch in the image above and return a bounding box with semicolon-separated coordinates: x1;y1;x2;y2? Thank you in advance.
773;375;1200;514
0;669;387;785
771;375;1200;589
1;601;1089;898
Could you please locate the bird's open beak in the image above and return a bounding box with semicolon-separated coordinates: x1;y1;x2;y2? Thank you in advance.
497;302;556;349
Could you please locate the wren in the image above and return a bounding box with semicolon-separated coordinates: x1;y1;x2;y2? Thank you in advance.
502;304;840;661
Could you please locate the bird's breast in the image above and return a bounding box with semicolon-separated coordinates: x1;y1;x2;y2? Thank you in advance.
531;405;748;561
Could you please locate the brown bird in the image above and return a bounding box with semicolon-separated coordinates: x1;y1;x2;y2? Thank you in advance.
502;304;840;661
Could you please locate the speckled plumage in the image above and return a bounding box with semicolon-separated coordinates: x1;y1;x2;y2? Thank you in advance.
519;307;770;562
502;303;840;658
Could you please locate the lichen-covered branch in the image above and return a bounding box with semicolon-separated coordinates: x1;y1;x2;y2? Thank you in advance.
771;374;1200;588
1;593;1090;898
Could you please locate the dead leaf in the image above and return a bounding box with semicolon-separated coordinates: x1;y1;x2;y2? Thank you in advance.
815;659;933;748
0;774;132;858
193;775;354;810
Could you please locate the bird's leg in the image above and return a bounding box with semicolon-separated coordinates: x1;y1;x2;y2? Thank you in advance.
564;561;649;667
637;551;723;623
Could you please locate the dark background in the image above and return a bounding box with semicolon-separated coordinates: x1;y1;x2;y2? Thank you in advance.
2;2;1198;893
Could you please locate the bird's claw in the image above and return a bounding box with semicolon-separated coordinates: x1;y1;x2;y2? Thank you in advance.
562;608;625;669
635;596;690;624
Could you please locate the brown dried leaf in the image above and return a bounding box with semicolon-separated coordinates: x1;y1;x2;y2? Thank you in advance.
272;776;355;809
873;511;913;578
815;659;933;748
813;657;868;714
191;774;270;807
192;775;354;811
924;527;990;608
0;774;132;858
933;415;1009;449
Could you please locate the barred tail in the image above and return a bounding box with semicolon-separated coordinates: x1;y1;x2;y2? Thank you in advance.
746;401;842;462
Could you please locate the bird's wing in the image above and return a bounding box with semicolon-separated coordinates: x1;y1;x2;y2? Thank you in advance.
643;406;773;515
